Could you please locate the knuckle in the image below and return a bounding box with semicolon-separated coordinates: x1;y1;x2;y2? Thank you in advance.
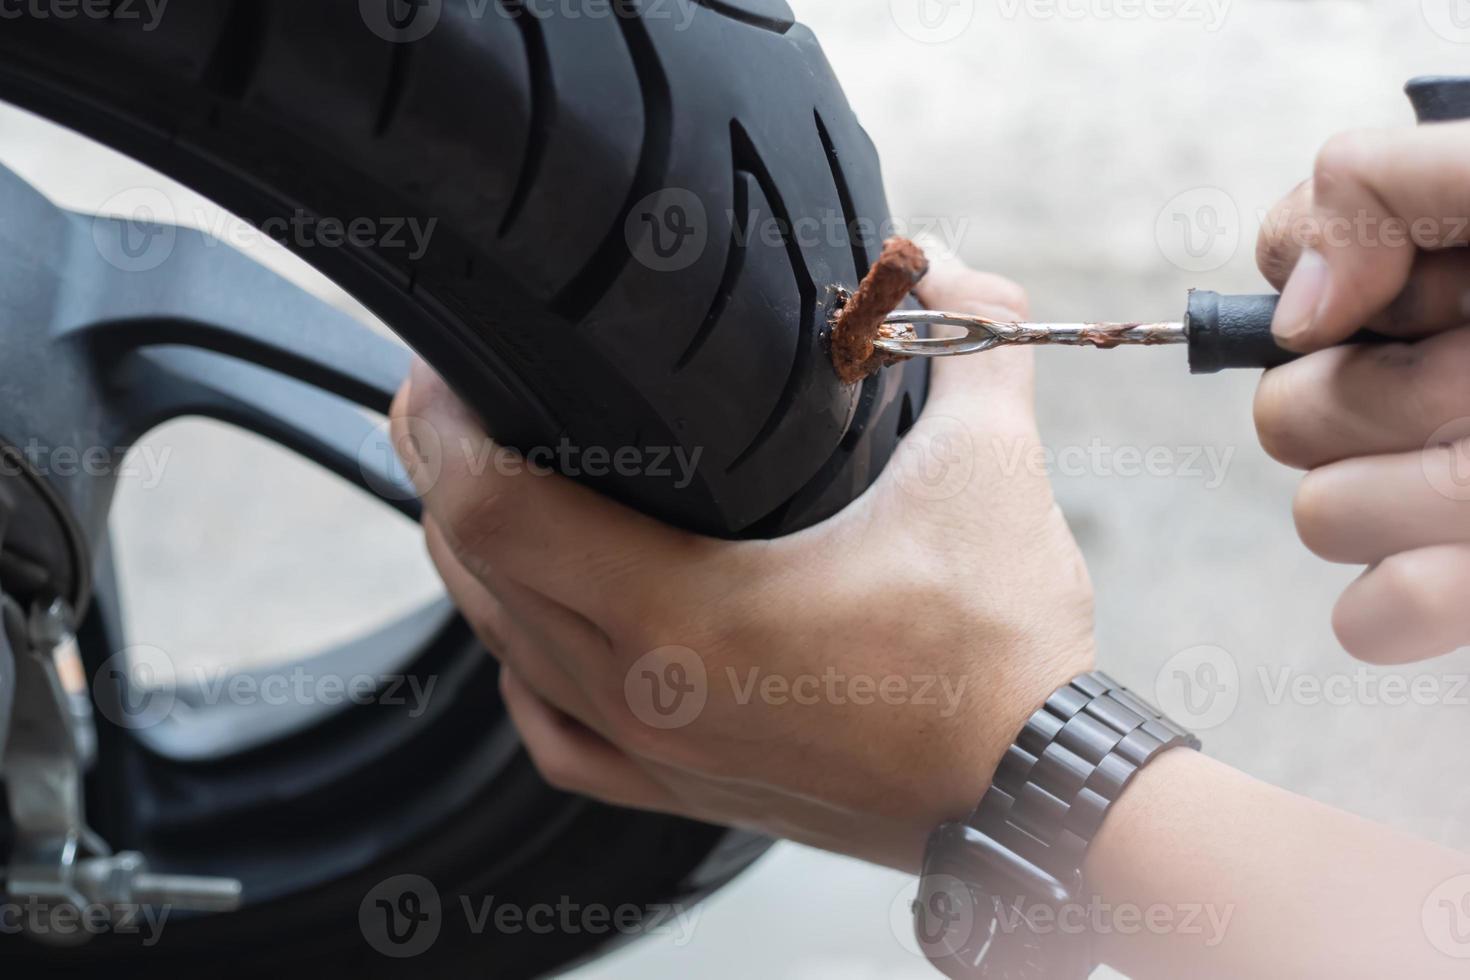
400;361;453;421
1255;181;1312;285
613;703;718;773
615;719;686;764
574;669;623;722
469;601;512;655
443;486;516;571
1255;227;1296;286
1313;130;1373;194
528;743;585;793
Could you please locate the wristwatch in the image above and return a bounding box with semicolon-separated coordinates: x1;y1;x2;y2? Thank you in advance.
913;670;1200;978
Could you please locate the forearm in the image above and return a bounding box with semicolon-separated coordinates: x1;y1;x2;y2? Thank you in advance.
1086;749;1468;978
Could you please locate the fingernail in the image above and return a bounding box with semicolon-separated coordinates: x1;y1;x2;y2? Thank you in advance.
1273;248;1330;343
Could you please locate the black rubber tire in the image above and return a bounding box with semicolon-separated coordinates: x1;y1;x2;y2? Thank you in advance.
0;0;928;538
0;1;928;976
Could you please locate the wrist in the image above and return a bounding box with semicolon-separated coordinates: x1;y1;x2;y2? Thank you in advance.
976;634;1100;789
914;637;1097;865
913;667;1199;978
1080;747;1223;975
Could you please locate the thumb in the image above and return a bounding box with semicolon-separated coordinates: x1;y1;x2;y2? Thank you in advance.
913;254;1036;426
875;256;1053;523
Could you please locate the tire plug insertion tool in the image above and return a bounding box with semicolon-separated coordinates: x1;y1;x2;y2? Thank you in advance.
873;292;1389;375
873;75;1470;375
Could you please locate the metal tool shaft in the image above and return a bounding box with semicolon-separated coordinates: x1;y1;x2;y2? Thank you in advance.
992;321;1187;348
875;311;1187;358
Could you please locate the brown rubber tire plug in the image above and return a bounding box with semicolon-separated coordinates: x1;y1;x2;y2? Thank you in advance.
828;237;929;385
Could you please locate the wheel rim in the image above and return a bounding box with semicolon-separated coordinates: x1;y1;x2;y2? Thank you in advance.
0;155;578;917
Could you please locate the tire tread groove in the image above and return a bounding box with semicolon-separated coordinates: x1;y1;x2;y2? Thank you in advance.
202;0;269;100
725;119;815;475
675;167;749;369
549;1;671;321
374;42;413;138
815;109;870;282
497;0;554;237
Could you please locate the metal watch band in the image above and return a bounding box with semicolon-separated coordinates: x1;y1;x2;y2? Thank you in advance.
969;670;1201;891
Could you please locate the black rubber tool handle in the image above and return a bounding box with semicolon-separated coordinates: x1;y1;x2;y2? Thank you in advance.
1188;76;1470;375
1406;75;1470;123
1185;291;1394;374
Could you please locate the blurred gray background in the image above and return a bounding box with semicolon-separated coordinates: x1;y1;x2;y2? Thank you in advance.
2;0;1469;975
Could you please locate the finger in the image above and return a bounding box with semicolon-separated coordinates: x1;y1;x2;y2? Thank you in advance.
428;516;622;723
1370;250;1470;335
392;359;717;628
425;518;601;725
1256;179;1314;290
1333;543;1470;664
500;666;674;811
1259;179;1470;337
1273;123;1470;350
1293;443;1470;564
1254;326;1470;469
885;257;1054;538
426;517;614;663
914;254;1035;419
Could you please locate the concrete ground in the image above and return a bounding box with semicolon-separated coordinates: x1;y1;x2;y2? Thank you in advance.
2;1;1468;976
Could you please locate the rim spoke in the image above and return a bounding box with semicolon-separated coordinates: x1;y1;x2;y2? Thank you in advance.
112;347;421;520
69;212;410;412
55;211;423;516
134;597;458;763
